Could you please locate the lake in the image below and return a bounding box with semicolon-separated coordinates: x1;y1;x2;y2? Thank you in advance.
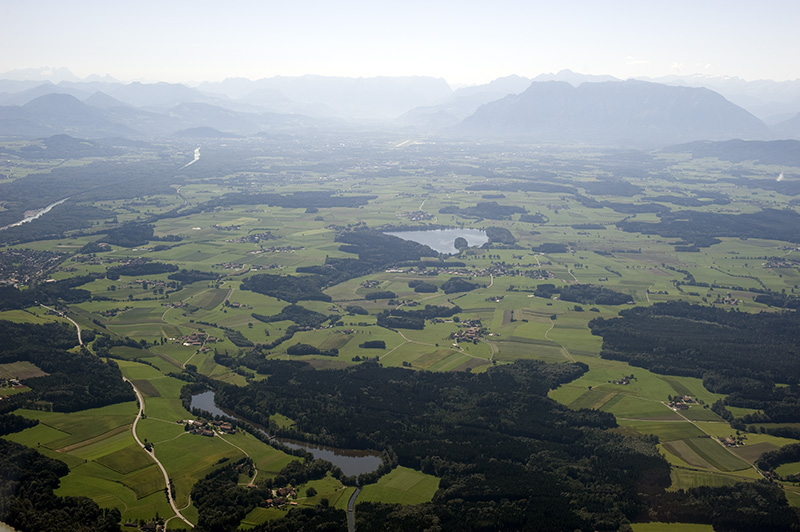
191;390;382;476
385;228;488;254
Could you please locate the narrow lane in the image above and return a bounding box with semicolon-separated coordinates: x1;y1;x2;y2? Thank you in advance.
124;377;194;528
346;487;361;532
40;304;82;345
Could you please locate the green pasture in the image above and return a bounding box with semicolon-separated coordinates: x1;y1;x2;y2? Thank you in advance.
631;523;713;532
624;421;705;442
669;466;750;490
358;466;440;505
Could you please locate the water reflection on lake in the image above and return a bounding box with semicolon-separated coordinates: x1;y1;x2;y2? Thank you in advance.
385;228;488;254
191;391;382;476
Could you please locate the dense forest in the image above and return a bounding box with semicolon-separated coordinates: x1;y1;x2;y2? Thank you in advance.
211;359;672;530
618;208;800;246
535;283;633;305
195;359;800;531
241;273;332;303
0;321;134;413
589;302;800;422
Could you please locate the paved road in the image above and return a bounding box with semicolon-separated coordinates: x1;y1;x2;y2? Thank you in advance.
40;304;82;345
125;377;194;528
346;487;361;532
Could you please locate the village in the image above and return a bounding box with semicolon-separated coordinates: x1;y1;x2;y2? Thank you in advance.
179;417;236;437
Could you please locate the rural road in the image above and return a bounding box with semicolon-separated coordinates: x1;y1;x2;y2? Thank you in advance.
40;304;82;345
346;487;361;532
125;377;195;528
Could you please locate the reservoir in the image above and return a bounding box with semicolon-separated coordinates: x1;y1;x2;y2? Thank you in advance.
385;228;488;254
191;391;382;476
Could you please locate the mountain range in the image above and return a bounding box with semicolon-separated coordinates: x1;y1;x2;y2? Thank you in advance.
0;69;799;146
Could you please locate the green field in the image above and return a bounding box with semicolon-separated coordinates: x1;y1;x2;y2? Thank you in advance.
358;466;440;505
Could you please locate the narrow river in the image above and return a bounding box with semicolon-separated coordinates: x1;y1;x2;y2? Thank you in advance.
191;391;382;477
0;197;69;231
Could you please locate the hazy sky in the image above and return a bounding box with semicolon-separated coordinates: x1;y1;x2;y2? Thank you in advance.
2;0;798;86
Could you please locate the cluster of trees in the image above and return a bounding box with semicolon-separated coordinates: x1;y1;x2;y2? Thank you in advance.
106;261;178;279
535;283;632;305
377;304;462;330
0;439;122;532
0;204;112;246
756;442;800;473
0;321;134;413
590;302;800;422
252;304;332;328
224;329;254;347
241;273;332;303
0;412;38;436
520;213;549;224
293;229;442;291
286;343;338;356
167;269;220;284
359;340;385;349
582;179;644;197
618;208;800;247
0;277;96;311
408;279;437;293
754;292;800;310
364;290;397;300
190;458;267;530
99;222;155;248
204;190;377;210
441;277;479;294
532;242;568;253
484;226;516;245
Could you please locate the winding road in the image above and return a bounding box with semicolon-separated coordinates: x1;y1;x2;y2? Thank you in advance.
125;377;194;528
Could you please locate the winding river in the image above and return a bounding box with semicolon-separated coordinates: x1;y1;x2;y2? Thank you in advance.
191;391;382;476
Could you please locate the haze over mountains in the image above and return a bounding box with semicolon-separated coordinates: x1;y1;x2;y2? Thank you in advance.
1;68;799;147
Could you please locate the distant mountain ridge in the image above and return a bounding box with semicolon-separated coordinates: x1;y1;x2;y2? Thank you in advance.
663;139;800;166
0;72;797;147
459;79;771;146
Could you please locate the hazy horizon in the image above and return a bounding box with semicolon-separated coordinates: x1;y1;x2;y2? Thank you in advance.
2;0;799;86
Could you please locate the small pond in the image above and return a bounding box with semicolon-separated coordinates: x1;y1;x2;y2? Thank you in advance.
191;391;382;476
385;228;488;254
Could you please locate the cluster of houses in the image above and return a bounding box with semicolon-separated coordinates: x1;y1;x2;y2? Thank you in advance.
97;306;132;318
180;418;236;437
718;434;747;447
177;332;217;347
264;485;299;508
764;257;799;269
713;294;741;306
610;375;637;386
1;377;23;389
399;210;435;222
249;246;302;255
450;321;486;344
227;231;276;244
212;224;242;231
667;395;697;410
